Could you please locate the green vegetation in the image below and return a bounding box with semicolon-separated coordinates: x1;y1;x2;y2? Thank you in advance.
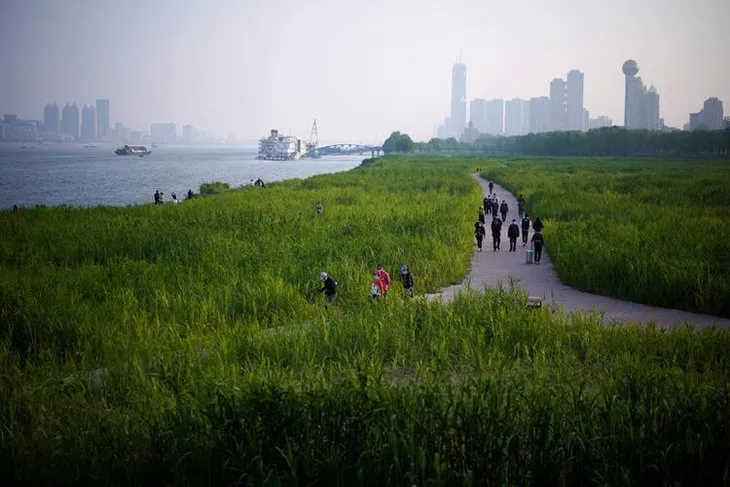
382;131;415;154
418;127;730;157
483;157;730;318
199;181;231;195
2;156;729;485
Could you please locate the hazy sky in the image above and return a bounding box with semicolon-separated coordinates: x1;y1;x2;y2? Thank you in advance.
1;0;728;142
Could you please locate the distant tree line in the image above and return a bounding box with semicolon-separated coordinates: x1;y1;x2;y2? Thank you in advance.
382;131;414;154
384;127;730;157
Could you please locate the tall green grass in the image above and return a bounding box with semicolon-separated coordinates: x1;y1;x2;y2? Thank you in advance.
482;157;730;318
1;155;729;485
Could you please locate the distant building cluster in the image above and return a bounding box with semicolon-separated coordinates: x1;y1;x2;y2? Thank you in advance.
435;58;726;141
0;98;216;144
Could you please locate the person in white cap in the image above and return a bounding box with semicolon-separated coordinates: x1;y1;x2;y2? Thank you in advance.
400;264;414;297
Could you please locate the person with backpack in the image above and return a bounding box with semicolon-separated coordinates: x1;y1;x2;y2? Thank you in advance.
474;220;486;251
507;219;520;252
521;214;531;247
531;230;545;265
400;264;414;296
376;264;391;295
318;272;338;306
490;216;502;251
499;200;509;222
533;217;544;233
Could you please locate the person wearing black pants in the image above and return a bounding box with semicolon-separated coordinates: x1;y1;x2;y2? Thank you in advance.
491;216;502;251
521;214;531;247
531;231;545;264
507;219;519;251
474;221;485;252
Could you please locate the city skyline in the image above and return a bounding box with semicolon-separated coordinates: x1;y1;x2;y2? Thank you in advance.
1;0;729;141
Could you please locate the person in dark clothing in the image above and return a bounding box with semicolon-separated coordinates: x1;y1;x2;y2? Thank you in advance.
478;207;485;224
499;200;508;222
491;198;499;216
490;216;502;251
482;196;489;215
521;214;531;247
518;201;525;219
474;221;486;251
533;217;544;233
318;272;337;306
488;181;494;193
187;189;194;200
507;219;520;251
400;264;414;296
154;190;160;205
531;231;545;264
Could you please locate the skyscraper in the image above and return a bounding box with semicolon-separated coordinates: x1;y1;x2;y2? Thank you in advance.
450;61;467;138
96;99;110;141
642;86;660;131
504;98;529;136
43;103;59;134
529;97;551;134
484;99;504;135
622;60;662;130
566;70;585;131
549;78;567;132
61;103;80;140
81;105;97;140
469;99;487;133
688;97;725;130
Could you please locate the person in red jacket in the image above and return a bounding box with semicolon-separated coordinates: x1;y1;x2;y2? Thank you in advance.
376;264;391;295
371;271;386;299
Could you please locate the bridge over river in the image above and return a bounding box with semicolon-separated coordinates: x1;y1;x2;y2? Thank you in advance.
301;143;382;159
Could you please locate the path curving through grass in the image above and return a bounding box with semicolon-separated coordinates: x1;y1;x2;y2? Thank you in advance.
427;175;730;329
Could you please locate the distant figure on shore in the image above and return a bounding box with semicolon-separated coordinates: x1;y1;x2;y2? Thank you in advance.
474;220;486;252
154;190;160;205
315;202;323;214
254;178;265;187
533;217;544;233
521;214;531;247
318;272;337;307
371;271;385;300
12;205;19;214
171;192;179;204
491;216;503;251
158;191;164;204
508;219;520;252
400;264;414;297
531;230;545;265
187;189;194;200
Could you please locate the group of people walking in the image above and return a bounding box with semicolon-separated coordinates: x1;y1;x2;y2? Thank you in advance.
474;182;546;264
318;263;414;306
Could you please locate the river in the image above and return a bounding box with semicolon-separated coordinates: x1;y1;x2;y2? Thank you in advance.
0;145;364;209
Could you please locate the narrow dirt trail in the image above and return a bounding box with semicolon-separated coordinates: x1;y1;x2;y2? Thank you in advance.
426;175;730;329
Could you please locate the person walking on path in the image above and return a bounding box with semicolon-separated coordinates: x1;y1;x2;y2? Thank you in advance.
478;206;486;224
318;272;338;307
488;181;494;194
531;231;545;265
483;196;490;215
499;200;509;222
507;219;520;252
400;264;414;297
533;217;544;233
474;220;486;251
521;214;531;247
491;197;499;216
491;216;503;251
371;271;385;300
376;264;391;295
517;195;525;218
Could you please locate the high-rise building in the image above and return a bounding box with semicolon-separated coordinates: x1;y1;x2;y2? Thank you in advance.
151;123;177;144
450;61;467;138
61;103;80;140
505;98;529;136
641;86;661;131
549;78;566;132
96;99;110;141
622;60;663;130
529;97;551;134
688;97;725;130
566;70;585;131
469;99;487;133
484;99;504;135
81;105;97;140
583;109;590;132
588;116;613;130
43;103;60;134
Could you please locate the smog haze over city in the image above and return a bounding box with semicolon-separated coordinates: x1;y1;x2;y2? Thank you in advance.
1;0;728;142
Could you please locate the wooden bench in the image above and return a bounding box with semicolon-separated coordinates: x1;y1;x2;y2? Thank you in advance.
526;296;543;309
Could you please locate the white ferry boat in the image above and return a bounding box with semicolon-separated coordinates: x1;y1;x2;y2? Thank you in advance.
115;145;152;157
257;129;306;161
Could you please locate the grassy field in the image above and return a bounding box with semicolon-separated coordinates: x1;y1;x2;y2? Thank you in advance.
2;155;730;485
482;157;730;318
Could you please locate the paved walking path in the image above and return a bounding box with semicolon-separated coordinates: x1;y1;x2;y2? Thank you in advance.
427;175;730;329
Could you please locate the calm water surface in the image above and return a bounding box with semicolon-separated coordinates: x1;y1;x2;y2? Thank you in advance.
0;145;364;209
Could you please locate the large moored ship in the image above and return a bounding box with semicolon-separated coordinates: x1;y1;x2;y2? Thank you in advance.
115;145;152;156
257;129;306;161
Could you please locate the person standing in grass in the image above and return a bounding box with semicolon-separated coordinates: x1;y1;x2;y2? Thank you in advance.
521;214;531;247
315;201;323;214
533;217;544;233
531;230;545;265
371;271;385;300
376;264;391;295
319;272;338;306
491;216;502;251
508;219;520;252
474;220;486;251
499;200;509;222
400;265;414;296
